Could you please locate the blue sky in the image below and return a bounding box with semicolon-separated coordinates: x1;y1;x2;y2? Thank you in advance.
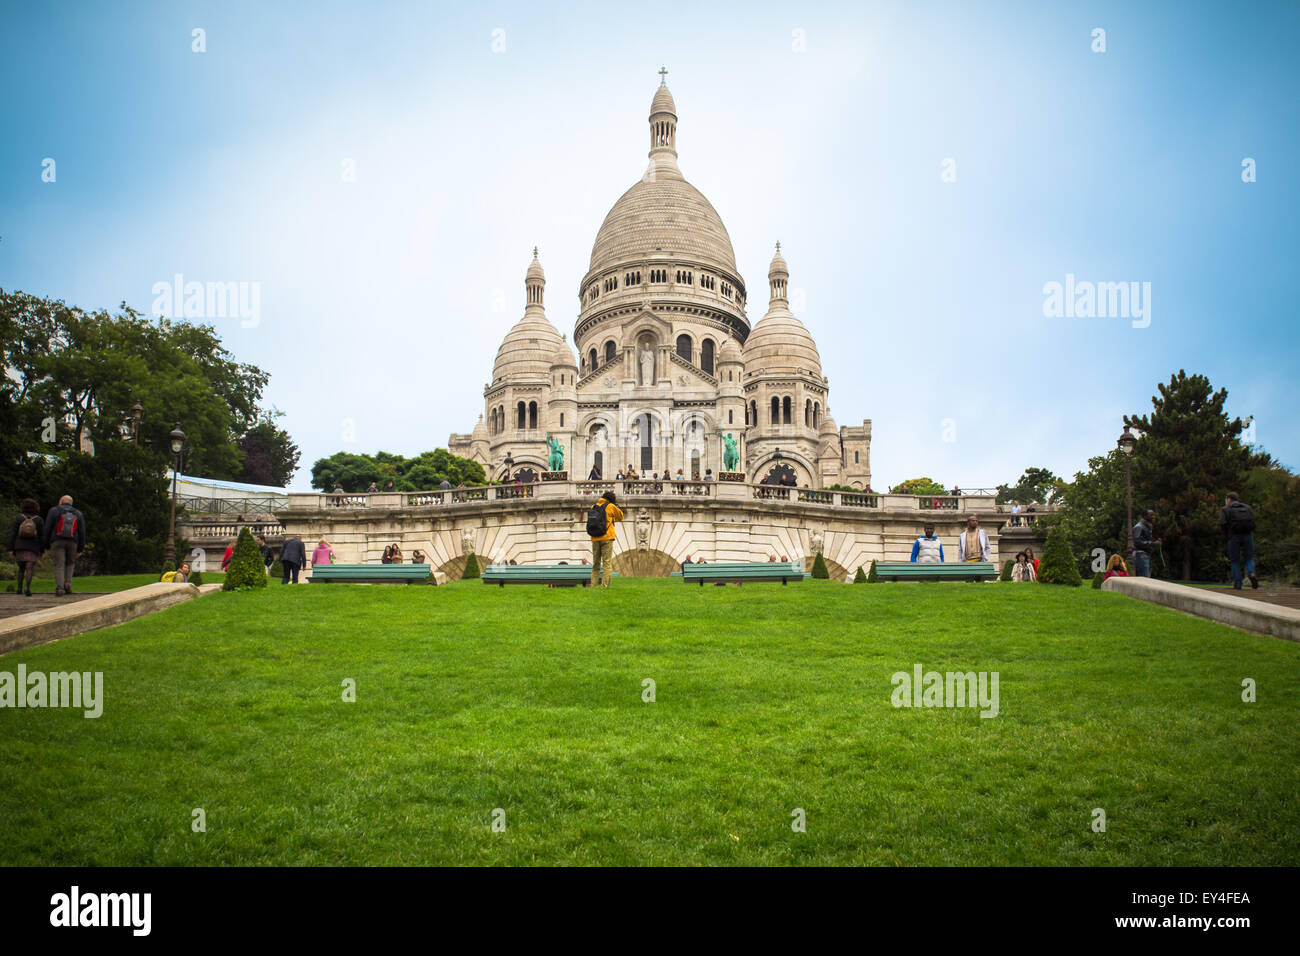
2;0;1296;489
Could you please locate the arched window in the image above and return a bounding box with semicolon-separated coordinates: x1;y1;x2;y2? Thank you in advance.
676;334;692;362
589;349;598;371
783;396;792;425
813;402;820;427
499;405;505;433
728;409;733;425
805;399;811;426
516;402;526;429
701;339;715;375
771;397;780;424
559;413;564;427
593;450;603;475
604;340;617;364
528;401;538;430
750;401;758;426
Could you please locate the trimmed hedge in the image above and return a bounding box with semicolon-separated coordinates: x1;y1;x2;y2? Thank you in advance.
223;528;269;591
1000;560;1013;582
853;565;867;584
462;553;481;580
866;560;879;583
1091;570;1105;589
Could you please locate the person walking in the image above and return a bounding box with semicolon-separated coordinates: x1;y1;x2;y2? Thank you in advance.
1218;492;1258;590
586;490;624;588
910;523;945;564
280;535;306;584
42;495;86;597
311;538;335;568
8;498;45;597
1132;509;1160;578
957;515;990;563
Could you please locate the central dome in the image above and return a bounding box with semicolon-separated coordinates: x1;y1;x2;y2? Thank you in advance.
588;172;738;277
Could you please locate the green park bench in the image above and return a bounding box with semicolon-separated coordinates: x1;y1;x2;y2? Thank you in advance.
481;565;613;587
873;561;999;582
309;563;433;584
680;560;808;585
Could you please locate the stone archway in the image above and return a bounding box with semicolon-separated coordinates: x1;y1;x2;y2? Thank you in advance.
805;553;850;583
438;554;477;581
612;548;680;578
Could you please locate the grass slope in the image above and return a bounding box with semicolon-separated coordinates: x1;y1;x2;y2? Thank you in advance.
2;580;1297;866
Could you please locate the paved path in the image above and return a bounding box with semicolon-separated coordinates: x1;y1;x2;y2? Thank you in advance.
0;593;103;620
1192;586;1300;611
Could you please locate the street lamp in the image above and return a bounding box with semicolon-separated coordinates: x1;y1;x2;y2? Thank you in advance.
1117;425;1137;555
502;452;514;483
165;423;186;565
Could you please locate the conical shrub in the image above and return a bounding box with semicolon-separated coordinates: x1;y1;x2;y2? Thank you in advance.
1037;526;1083;586
866;560;879;583
222;527;268;591
853;565;867;584
1091;570;1105;589
811;552;829;579
1000;560;1013;582
462;553;481;580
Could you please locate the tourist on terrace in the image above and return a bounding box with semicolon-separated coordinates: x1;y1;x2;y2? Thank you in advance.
910;523;944;564
1010;500;1022;527
703;469;714;481
588;465;601;480
439;479;451;490
957;515;991;563
615;469;625;480
383;480;395;492
366;481;379;493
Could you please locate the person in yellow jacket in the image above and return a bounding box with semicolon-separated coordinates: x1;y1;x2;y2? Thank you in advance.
587;491;624;588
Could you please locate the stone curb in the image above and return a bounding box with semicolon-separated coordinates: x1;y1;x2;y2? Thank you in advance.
1102;577;1300;643
0;583;206;656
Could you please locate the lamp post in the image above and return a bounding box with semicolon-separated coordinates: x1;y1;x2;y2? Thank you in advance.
1117;425;1137;555
502;452;514;483
165;423;186;565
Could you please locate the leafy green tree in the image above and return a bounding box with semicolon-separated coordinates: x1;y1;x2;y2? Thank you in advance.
997;467;1060;505
311;449;486;492
1037;526;1082;586
811;553;829;579
461;553;481;580
1126;371;1252;581
889;477;948;496
1243;456;1300;583
1049;450;1129;577
234;412;301;487
222;527;268;590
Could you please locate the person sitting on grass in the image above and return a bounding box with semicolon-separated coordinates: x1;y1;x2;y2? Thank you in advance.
1104;554;1129;579
1025;547;1040;577
1011;551;1037;582
910;523;944;564
173;562;191;583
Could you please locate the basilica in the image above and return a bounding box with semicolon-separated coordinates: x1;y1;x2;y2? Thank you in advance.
449;75;872;489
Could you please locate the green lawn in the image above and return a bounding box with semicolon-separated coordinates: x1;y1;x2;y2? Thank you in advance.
2;579;1297;866
13;572;226;593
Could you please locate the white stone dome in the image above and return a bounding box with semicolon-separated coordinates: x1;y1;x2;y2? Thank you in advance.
743;312;822;377
589;174;737;278
492;314;566;383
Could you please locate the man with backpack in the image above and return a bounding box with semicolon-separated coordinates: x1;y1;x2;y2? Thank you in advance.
1219;492;1258;590
586;490;624;588
43;495;86;597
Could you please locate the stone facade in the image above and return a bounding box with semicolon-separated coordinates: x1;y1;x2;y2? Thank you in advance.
449;77;872;490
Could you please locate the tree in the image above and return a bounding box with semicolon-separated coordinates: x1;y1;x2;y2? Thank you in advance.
461;553;481;580
234;412;301;487
222;527;268;590
1000;560;1013;582
866;560;879;583
311;448;487;492
1243;455;1300;583
888;477;948;496
997;467;1060;505
1037;526;1082;586
1126;371;1252;581
1049;450;1129;577
811;553;829;579
853;565;867;583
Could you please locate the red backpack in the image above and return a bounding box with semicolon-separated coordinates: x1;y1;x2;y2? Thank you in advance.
54;509;79;540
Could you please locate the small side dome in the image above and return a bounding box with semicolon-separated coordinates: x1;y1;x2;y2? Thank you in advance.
719;337;743;364
471;414;489;441
492;315;566;383
742;313;822;378
552;334;578;369
650;80;677;117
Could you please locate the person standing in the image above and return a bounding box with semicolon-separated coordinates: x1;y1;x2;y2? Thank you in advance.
221;537;236;572
586;490;624;588
1011;551;1037;582
8;498;45;597
42;495;85;597
1218;492;1258;590
1132;509;1160;578
957;515;990;563
280;535;306;584
910;523;945;564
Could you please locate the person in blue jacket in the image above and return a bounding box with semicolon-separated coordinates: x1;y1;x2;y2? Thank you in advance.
910;523;945;563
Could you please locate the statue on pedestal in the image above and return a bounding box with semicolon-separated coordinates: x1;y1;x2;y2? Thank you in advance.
723;432;740;472
639;345;655;385
546;434;565;471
